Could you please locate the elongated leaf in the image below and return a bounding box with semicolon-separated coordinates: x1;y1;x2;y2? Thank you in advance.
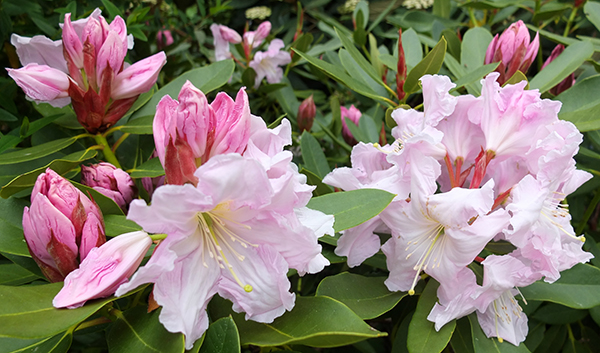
128;158;165;179
0;283;114;338
402;28;424;72
556;75;600;131
503;70;528;88
461;27;494;72
199;317;240;353
300;132;330;179
339;49;388;97
120;115;154;135
0;264;38;285
316;272;406;319
468;314;531;352
336;28;385;87
451;317;475;353
520;264;600;309
130;60;235;121
104;214;143;237
209;296;385;347
71;181;124;216
585;1;600;32
306;189;395;232
0;329;73;353
0;137;79;165
530;303;587;324
529;40;594;93
0;197;30;257
404;37;447;94
1;149;97;198
300;168;333;196
408;280;455;353
107;306;185;353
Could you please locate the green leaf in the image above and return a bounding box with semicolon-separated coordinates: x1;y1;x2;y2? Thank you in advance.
468;314;531;352
129;60;235;122
461;27;494;72
0;283;114;338
404;37;447;95
0;137;79;165
452;63;500;91
107;306;186;353
209;295;386;347
442;29;461;60
0;197;30;257
451;317;475;353
120;115;154;135
71;181;124;216
128;158;165;179
300;132;330;179
1;149;97;198
339;49;388;97
0;264;38;286
199;316;240;353
408;280;455;353
100;0;123;19
520;264;600;309
306;189;395;232
300;168;334;196
0;329;73;353
556;75;600;132
336;29;386;89
529;40;594;93
530;303;587;324
0;108;18;122
584;1;600;32
316;272;406;320
503;70;529;89
402;28;424;72
104;214;143;238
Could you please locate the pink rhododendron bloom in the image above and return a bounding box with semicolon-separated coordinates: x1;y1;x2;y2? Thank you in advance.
23;169;106;282
116;154;334;349
484;20;539;85
210;24;242;61
53;231;152;309
81;162;138;212
243;21;271;49
7;9;166;133
340;105;362;145
249;39;291;88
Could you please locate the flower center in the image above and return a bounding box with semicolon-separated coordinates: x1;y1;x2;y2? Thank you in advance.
405;222;446;295
196;209;257;293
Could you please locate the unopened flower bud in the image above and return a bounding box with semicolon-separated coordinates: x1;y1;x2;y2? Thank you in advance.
81;162;137;212
22;169;106;282
53;231;152;308
156;29;174;48
541;44;575;95
341;105;362;146
396;29;407;102
297;94;316;132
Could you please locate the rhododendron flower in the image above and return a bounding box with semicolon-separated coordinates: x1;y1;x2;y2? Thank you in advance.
116;154;334;349
249;39;291;88
7;9;166;133
211;24;242;61
23;169;106;282
243;21;271;48
53;231;152;309
484;20;539;85
340;105;362;145
81;162;137;212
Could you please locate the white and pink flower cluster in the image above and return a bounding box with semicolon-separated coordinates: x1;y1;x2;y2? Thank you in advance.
324;73;592;345
53;81;334;349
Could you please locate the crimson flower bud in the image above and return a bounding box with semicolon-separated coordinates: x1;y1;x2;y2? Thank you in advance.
297;94;316;132
81;162;138;212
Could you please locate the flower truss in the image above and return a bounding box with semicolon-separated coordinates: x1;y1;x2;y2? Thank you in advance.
324;73;593;345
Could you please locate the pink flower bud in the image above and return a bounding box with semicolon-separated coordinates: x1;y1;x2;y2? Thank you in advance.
211;24;240;61
220;26;242;44
164;135;200;185
81;162;138;212
484;20;539;85
10;34;67;73
23;169;106;282
341;105;362;145
297;94;316;132
244;21;271;48
541;44;575;96
111;52;167;100
156;29;174;48
62;14;84;69
53;231;152;309
7;64;70;107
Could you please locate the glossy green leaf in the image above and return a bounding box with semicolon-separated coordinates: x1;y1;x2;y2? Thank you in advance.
128;158;165;179
556;75;600;132
461;27;494;72
129;60;235;121
0;329;73;353
339;49;388;98
306;189;395;232
460;0;521;10
100;0;123;19
316;272;406;319
1;149;97;198
107;306;185;353
520;264;600;309
104;214;143;237
336;28;385;88
468;314;531;352
0;264;38;285
0;197;30;257
451;317;475;353
120;115;154;135
404;37;447;94
530;303;587;324
71;181;124;216
585;1;600;32
503;70;529;89
300;131;331;179
209;295;385;347
300;168;333;196
529;40;594;93
408;280;455;353
0;283;114;338
0;137;79;165
199;316;240;353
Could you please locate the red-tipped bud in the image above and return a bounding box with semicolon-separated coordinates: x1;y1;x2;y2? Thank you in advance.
297;94;316;132
81;162;138;212
164;136;199;186
396;29;407;102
